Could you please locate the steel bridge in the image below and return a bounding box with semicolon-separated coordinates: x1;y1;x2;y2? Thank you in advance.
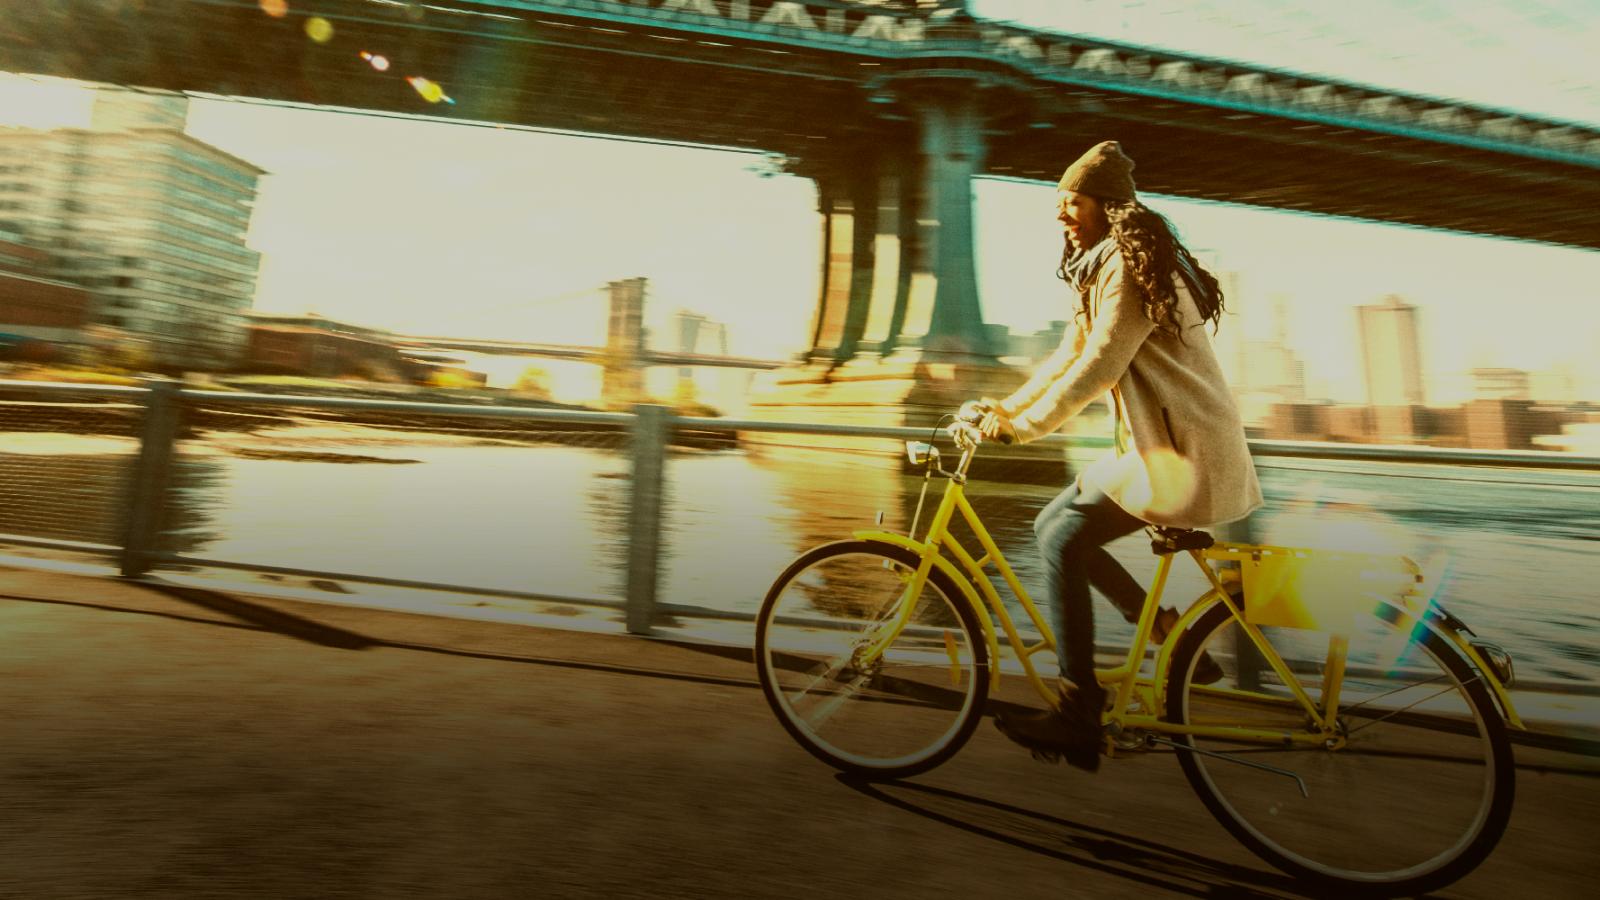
4;0;1597;365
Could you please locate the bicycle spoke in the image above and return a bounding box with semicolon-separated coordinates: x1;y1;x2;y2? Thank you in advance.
784;652;853;708
1338;671;1448;719
801;671;873;731
1345;676;1483;738
1169;606;1512;893
757;544;988;778
1149;736;1309;797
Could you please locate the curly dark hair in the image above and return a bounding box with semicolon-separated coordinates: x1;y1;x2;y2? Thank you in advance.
1057;199;1225;338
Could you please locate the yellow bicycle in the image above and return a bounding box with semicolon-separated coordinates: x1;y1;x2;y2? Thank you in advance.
754;425;1521;896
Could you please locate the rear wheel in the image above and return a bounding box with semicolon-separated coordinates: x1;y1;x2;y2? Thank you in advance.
1165;599;1514;896
755;540;989;780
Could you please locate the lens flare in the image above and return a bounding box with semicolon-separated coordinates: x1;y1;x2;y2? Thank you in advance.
406;76;446;103
259;0;288;18
1249;489;1450;639
359;51;390;71
305;16;334;43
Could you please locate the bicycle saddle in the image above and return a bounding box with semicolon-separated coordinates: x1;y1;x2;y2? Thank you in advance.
1148;526;1214;554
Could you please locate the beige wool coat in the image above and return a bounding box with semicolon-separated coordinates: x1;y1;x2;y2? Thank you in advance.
999;249;1263;530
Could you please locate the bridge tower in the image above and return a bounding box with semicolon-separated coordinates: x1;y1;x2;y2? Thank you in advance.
751;10;1028;428
600;277;647;410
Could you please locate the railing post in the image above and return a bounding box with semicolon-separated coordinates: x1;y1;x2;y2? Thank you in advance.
626;403;669;635
119;379;182;578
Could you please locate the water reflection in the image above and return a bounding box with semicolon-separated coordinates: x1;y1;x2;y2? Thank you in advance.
3;430;1596;685
784;552;961;630
0;444;131;545
0;435;216;554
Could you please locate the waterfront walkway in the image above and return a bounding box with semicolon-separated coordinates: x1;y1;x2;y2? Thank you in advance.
1;566;1594;899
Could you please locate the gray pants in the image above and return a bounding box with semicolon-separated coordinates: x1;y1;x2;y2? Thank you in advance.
1033;480;1148;688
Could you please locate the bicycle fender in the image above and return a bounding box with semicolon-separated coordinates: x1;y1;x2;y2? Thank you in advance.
1162;590;1526;731
1432;618;1526;731
1152;589;1229;715
852;529;1003;683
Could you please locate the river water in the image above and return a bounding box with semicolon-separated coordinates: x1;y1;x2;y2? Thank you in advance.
3;425;1598;685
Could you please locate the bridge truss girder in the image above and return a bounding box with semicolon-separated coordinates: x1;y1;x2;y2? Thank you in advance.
5;0;1599;374
10;1;1596;248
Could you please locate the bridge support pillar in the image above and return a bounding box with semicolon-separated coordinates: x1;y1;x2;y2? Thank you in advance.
804;155;879;367
894;89;998;362
750;86;1027;435
859;163;911;357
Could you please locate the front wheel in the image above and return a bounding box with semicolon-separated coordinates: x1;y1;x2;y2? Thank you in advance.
755;540;989;780
1165;599;1515;896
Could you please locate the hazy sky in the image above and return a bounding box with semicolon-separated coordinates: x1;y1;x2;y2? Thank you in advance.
2;0;1598;403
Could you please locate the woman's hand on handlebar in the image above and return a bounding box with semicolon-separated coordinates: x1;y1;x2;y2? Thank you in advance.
956;398;994;425
947;419;984;450
978;404;1017;445
951;399;1017;447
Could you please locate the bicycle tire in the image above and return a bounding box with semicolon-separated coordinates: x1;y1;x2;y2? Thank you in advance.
1164;598;1515;896
755;540;990;780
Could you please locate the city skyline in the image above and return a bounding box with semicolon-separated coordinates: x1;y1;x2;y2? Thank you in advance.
4;2;1600;404
6;75;1597;405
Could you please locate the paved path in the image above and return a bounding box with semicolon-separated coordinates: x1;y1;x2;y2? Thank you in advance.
1;567;1595;899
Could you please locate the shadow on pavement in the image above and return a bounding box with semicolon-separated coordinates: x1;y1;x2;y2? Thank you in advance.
0;587;763;691
837;776;1342;900
139;583;380;649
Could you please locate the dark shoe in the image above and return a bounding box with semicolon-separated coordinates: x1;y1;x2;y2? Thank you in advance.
1191;649;1225;686
1153;607;1224;686
994;687;1104;772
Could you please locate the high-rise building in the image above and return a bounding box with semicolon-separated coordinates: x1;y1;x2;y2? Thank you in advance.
1188;250;1248;388
1210;267;1247;389
673;309;729;369
670;307;733;407
1356;295;1425;406
1239;293;1307;406
1470;367;1532;401
1529;366;1582;405
1207;267;1306;424
0;91;264;367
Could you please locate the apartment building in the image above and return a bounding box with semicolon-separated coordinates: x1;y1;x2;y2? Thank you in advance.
0;91;263;368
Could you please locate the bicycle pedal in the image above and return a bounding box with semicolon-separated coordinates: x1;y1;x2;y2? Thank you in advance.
1111;732;1148;752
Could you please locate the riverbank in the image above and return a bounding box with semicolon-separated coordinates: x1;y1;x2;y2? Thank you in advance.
0;371;741;450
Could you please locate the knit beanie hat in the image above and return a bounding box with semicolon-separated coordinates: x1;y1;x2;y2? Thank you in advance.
1058;140;1136;201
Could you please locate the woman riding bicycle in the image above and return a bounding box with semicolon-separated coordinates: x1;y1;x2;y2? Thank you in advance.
965;140;1262;770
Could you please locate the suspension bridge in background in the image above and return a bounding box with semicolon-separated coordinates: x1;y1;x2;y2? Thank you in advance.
6;0;1600;426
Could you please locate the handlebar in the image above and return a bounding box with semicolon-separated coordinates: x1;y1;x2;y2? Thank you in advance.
950;404;1015;448
912;404;1021;483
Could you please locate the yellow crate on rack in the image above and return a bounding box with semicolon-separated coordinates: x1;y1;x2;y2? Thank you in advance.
1241;550;1420;632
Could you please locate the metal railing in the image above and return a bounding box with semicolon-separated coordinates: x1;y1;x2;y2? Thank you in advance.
3;377;1597;696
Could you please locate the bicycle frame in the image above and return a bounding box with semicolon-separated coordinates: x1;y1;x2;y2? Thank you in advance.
851;442;1524;750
